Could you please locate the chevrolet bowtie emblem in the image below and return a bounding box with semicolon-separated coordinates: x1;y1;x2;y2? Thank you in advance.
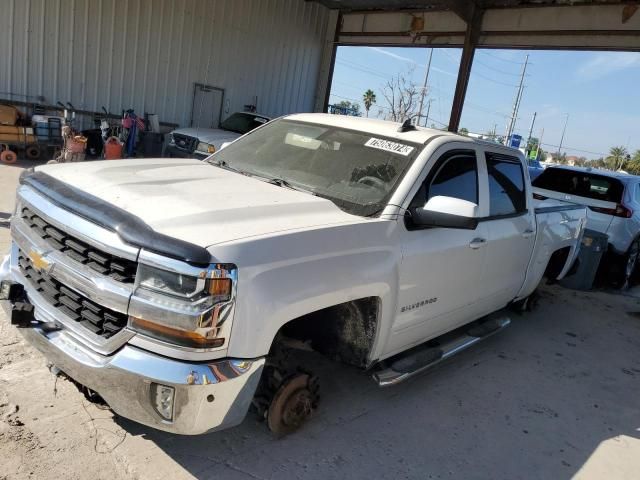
29;249;51;272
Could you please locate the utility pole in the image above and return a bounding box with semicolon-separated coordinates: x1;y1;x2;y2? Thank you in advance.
417;48;433;127
504;54;529;145
557;113;569;159
537;127;544;161
424;98;433;127
526;112;537;150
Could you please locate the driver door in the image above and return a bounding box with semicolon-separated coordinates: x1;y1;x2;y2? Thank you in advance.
386;148;489;355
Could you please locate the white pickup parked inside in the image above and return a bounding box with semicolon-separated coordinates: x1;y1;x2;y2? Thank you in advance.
1;114;585;435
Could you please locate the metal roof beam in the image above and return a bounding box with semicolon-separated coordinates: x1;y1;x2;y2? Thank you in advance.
336;4;640;50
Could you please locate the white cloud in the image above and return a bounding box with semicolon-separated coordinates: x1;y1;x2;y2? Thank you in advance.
577;52;640;80
366;47;458;77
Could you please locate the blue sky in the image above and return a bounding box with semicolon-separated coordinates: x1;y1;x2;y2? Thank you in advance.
329;47;640;159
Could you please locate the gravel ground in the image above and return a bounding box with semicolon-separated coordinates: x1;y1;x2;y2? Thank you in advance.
1;160;640;479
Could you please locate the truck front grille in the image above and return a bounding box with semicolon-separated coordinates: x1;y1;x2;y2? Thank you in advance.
18;250;128;338
21;207;137;283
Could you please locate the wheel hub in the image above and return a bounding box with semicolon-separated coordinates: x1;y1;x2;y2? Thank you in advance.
267;373;318;436
282;389;313;427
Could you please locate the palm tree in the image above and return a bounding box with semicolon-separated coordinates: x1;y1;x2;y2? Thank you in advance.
606;146;629;171
363;89;376;118
628;149;640;175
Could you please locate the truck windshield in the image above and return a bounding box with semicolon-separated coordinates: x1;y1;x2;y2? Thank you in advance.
220;113;270;134
208;119;420;216
533;168;624;203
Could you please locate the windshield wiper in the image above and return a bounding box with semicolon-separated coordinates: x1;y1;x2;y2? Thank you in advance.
256;175;316;195
267;177;316;195
208;159;250;176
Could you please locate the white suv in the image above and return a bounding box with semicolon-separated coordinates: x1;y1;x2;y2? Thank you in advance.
533;166;640;287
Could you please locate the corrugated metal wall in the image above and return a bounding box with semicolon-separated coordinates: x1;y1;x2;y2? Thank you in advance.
0;0;330;126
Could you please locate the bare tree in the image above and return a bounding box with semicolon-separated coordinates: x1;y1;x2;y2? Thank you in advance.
382;72;420;123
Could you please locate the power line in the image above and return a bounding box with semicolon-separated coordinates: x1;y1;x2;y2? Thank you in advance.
472;59;529;77
478;50;528;65
540;142;606;157
335;60;389;80
440;49;521;87
471;70;521;88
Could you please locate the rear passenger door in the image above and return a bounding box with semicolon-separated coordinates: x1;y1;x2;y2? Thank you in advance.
479;151;534;307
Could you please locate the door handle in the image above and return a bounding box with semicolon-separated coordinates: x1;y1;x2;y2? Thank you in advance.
469;238;487;249
522;228;535;238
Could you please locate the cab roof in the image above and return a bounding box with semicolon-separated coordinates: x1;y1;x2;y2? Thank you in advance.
284;113;522;157
285;113;459;145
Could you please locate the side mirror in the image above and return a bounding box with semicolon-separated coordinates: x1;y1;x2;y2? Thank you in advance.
408;195;479;230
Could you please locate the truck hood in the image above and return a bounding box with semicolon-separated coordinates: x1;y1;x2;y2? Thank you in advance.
36;158;362;248
171;127;241;148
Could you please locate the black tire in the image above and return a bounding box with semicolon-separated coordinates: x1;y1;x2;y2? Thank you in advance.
25;144;41;160
613;240;640;290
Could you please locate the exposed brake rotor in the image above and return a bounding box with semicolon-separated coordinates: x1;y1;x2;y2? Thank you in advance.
267;373;319;436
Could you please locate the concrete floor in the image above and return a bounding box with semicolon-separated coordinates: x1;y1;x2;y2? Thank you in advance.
1;160;640;479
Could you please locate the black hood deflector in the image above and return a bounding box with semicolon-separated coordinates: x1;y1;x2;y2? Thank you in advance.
20;170;211;266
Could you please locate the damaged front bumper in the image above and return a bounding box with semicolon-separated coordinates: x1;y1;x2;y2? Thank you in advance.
0;254;265;435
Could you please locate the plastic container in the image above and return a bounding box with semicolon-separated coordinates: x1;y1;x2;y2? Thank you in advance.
32;115;65;140
104;136;123;160
560;229;608;290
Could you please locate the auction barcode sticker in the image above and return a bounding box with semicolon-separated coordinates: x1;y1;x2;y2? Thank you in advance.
364;138;414;156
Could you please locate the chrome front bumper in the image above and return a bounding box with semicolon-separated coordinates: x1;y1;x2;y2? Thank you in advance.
1;255;265;435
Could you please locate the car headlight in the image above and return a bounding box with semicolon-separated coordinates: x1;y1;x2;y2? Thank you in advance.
168;133;175;145
196;142;215;154
137;264;205;298
129;264;235;349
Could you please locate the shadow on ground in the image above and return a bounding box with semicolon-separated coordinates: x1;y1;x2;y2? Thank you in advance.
111;285;640;480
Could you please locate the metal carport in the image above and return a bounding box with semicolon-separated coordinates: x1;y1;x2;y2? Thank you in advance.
312;0;640;132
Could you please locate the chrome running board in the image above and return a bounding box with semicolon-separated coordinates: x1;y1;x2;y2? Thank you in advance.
373;313;511;387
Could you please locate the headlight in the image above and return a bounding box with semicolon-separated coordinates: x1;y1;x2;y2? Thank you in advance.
196;142;215;154
129;264;235;349
168;133;175;145
137;264;204;298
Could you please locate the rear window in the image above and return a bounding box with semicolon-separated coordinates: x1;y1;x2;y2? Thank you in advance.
532;168;624;203
486;153;527;216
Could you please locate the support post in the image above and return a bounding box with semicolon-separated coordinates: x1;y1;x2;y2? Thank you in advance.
448;6;483;133
315;11;341;113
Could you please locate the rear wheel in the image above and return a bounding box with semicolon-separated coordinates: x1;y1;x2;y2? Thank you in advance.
611;240;640;290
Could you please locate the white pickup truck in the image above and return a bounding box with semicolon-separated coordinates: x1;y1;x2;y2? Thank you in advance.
1;114;586;436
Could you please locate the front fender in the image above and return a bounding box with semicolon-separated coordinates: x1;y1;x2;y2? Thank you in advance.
209;220;401;360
